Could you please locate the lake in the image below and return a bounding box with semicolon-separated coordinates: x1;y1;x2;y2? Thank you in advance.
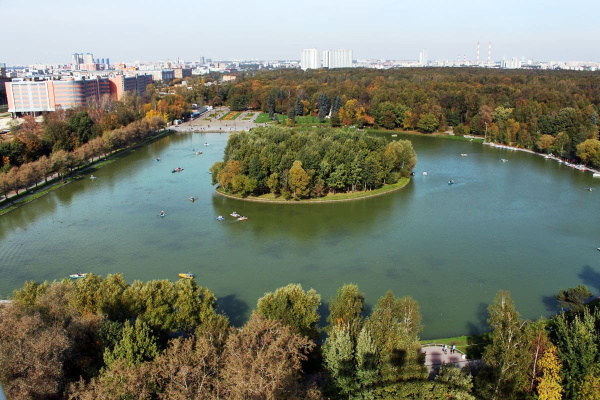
1;131;599;339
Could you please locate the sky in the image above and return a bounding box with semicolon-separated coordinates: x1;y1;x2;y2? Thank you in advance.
3;0;600;65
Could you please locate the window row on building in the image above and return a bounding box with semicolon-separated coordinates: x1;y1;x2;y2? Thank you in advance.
5;74;153;114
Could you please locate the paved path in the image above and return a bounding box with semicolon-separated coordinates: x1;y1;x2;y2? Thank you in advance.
170;107;269;134
421;344;482;379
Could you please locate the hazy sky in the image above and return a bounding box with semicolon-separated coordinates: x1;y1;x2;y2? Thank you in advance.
4;0;599;65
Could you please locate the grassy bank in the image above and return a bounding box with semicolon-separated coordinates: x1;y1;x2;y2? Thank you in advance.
216;178;410;203
421;332;491;359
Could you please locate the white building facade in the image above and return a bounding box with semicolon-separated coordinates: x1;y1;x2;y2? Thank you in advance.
301;49;319;70
322;49;353;68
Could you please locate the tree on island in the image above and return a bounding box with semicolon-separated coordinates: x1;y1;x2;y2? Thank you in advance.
210;127;417;199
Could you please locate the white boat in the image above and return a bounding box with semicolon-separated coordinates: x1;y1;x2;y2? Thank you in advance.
501;159;508;162
422;171;428;176
461;153;468;157
593;173;600;178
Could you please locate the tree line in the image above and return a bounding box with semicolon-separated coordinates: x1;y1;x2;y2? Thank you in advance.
195;68;600;166
0;88;197;201
209;127;417;199
0;275;598;399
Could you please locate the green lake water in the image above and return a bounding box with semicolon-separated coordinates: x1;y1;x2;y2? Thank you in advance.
1;131;599;339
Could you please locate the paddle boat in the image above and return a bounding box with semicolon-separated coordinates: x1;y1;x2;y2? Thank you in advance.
423;171;428;176
195;151;203;155
501;158;508;162
172;167;184;173
216;216;225;221
585;187;594;192
204;142;209;146
90;175;97;179
160;211;166;217
189;197;196;202
230;211;241;217
178;272;194;279
237;216;248;221
155;158;160;162
69;273;88;279
594;172;600;178
461;153;468;157
448;180;455;185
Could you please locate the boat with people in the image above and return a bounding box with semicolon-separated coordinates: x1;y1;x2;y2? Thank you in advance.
448;180;455;185
155;158;160;162
195;151;203;155
172;167;184;173
230;211;241;217
501;159;508;162
69;273;88;279
423;171;428;176
160;210;166;217
90;175;97;179
585;187;594;192
216;216;225;221
178;272;194;279
204;142;209;146
461;153;468;157
237;216;248;221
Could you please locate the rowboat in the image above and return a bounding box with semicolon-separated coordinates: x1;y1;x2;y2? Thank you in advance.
178;273;194;279
69;273;88;279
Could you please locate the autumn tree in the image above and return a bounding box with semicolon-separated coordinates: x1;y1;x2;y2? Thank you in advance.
288;160;311;198
221;313;315;399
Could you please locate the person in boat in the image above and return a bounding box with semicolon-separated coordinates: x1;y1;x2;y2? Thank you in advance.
160;210;166;216
190;197;195;202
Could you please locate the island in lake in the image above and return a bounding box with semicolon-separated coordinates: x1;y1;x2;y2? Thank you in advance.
210;127;417;201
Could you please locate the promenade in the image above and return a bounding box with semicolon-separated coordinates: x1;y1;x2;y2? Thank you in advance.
421;344;482;379
170;107;269;133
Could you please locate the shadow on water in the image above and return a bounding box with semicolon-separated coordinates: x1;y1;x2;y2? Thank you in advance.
579;265;600;294
542;293;560;312
216;294;249;327
465;302;490;336
210;183;415;244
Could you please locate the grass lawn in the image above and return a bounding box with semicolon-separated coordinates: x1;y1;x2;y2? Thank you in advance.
274;114;328;125
367;129;485;142
421;332;491;359
254;113;273;123
217;178;410;203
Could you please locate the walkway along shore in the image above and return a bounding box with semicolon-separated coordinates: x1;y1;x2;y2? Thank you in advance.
0;128;173;215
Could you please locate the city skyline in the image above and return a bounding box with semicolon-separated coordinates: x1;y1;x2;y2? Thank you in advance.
4;0;600;65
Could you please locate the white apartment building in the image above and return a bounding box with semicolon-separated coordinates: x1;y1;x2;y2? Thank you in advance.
301;49;319;70
322;49;353;69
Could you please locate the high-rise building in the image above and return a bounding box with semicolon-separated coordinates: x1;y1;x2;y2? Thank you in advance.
301;49;319;70
419;49;428;66
322;49;353;69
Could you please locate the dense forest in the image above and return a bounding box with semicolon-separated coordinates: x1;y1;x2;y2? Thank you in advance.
206;68;600;167
210;127;417;199
1;277;598;399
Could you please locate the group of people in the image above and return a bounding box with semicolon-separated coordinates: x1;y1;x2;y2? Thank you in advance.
442;344;457;354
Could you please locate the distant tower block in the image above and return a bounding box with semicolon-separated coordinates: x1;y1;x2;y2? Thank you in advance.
488;42;492;65
476;42;480;65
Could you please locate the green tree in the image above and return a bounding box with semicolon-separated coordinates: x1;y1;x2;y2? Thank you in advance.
322;325;358;395
416;112;439;133
327;284;365;342
256;283;321;340
103;319;158;367
556;284;593;312
576;139;600;168
68;111;98;144
551;308;599;399
476;290;528;400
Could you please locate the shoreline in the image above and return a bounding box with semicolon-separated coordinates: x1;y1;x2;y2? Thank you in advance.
0;128;173;216
214;178;411;204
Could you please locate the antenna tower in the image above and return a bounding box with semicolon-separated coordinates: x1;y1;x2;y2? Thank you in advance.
488;42;492;65
476;42;480;65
